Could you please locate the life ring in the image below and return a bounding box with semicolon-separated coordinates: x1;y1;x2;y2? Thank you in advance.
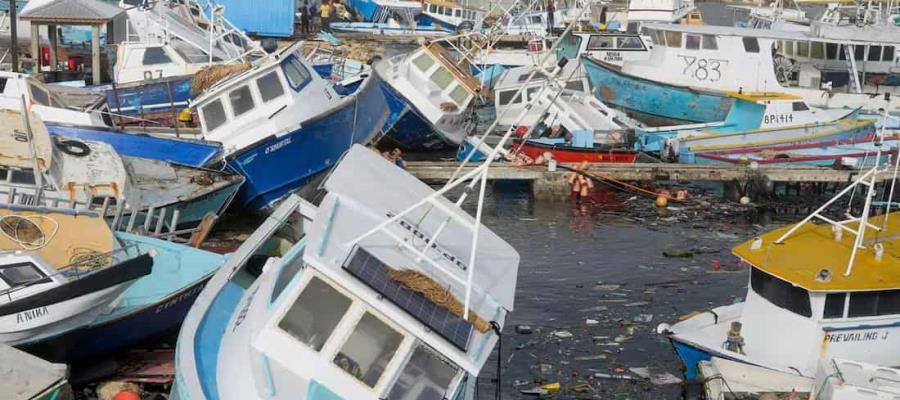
56;139;91;157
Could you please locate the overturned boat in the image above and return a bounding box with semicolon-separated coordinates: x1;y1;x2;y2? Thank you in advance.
172;145;520;399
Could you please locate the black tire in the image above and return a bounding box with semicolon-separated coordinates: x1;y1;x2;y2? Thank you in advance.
56;139;91;157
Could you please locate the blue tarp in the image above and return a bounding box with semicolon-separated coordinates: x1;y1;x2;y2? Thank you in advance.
214;0;295;37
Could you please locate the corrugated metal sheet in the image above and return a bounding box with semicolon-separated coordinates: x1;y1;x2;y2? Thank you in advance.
216;0;295;37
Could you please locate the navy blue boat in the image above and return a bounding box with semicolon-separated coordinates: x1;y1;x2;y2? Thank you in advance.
582;56;734;125
107;76;193;119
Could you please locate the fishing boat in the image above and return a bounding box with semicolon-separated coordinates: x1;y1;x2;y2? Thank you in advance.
376;41;481;150
419;0;485;31
516;137;639;163
658;124;900;381
0;343;71;400
331;0;451;37
0;71;108;128
0;205;152;347
0;110;242;231
597;22;900;115
634;91;859;154
582;56;735;124
692;137;900;167
22;229;228;362
171;145;520;400
190;41;391;209
672;118;876;163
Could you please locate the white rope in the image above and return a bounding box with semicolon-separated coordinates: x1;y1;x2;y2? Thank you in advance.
0;214;59;251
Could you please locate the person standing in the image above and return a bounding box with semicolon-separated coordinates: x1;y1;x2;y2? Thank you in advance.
546;0;555;34
300;1;311;35
320;0;332;32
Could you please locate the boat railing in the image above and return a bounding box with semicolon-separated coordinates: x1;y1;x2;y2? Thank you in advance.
0;243;143;302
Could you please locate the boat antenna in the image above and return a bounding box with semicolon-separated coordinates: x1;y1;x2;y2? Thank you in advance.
774;97;892;276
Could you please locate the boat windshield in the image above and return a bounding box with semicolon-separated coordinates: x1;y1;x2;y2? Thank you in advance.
387;344;461;399
750;267;812;317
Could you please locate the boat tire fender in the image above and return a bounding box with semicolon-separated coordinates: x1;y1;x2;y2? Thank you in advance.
56;139;91;157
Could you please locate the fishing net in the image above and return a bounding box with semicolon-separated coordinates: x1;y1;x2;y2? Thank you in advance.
385;268;491;333
0;216;45;249
191;62;253;95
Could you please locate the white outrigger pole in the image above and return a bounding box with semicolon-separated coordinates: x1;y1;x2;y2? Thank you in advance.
348;3;592;319
774;95;899;276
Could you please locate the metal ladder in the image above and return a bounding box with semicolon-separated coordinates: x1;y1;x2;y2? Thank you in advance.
843;44;863;94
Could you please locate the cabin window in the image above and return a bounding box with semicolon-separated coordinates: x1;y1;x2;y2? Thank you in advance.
0;262;44;286
868;45;882;62
783;41;794;56
826;43;839;60
884;46;895;62
617;36;643;50
282;56;312;91
430;67;454;90
454;9;460;17
29;84;50;106
201;100;228;132
628;22;641;33
587;36;615;50
497;90;521;105
824;293;846;319
529;15;542;24
664;31;682;48
279;276;352;352
685;34;701;50
810;42;825;59
742;37;760;53
791;102;809;112
525;86;540;101
142;47;172;65
412;53;435;72
702;35;717;50
256;72;285;103
750;268;812;317
9;169;35;185
270;258;303;303
228;86;255;118
651;30;665;47
334;312;403;387
449;85;469;105
443;7;451;16
797;41;809;58
848;290;900;317
854;45;865;61
0;78;6;93
387;345;460;400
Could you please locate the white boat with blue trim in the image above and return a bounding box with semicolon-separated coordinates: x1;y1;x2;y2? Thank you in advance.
171;144;520;400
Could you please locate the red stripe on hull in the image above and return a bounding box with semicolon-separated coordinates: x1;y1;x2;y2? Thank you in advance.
519;141;638;163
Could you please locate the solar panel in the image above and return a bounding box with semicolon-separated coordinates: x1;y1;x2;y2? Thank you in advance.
343;247;473;351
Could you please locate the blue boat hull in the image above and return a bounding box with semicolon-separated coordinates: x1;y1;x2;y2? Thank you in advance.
47;124;223;168
346;0;379;21
672;339;714;381
107;76;193;117
582;57;733;124
20;234;227;362
378;78;452;151
228;71;391;210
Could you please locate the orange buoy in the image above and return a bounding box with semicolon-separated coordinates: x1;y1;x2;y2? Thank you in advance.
112;391;141;400
655;195;668;208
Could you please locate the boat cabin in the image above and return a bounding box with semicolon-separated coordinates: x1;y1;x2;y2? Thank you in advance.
192;42;338;153
556;30;651;66
420;0;484;30
729;213;900;375
115;42;221;83
493;61;589;127
0;72;107;127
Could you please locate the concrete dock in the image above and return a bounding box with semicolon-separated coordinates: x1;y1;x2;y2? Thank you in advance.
407;161;889;197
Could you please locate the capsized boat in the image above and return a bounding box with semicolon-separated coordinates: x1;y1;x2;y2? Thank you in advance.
0;110;242;232
693;137;900;167
673;118;876;164
635;91;859;155
171;145;520;400
659;133;900;381
22;230;228;362
331;0;450;37
0;343;71;400
0;205;152;347
516;137;639;163
376;40;482;150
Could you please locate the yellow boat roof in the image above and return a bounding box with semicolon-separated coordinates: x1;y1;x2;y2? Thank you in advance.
728;91;802;103
0;207;115;269
733;212;900;292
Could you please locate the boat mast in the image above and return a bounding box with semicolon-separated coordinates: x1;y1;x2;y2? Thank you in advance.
774;97;896;276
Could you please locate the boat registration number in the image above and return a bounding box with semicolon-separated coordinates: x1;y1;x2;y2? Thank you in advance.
763;113;794;125
678;55;726;82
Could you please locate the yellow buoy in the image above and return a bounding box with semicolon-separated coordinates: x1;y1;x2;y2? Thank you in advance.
655;195;668;208
541;382;561;391
177;108;193;123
